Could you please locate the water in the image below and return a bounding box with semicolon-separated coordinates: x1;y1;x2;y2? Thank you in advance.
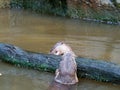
0;9;120;90
0;62;52;90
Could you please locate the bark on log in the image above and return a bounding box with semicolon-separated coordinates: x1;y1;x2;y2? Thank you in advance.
0;43;120;84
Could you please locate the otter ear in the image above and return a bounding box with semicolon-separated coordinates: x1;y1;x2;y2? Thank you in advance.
50;48;53;53
55;41;64;46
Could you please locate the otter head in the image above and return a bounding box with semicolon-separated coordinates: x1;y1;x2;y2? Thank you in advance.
50;41;75;56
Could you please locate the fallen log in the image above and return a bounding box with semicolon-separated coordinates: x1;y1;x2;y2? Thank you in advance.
0;43;120;84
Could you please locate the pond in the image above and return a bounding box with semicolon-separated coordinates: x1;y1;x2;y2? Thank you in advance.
0;9;120;90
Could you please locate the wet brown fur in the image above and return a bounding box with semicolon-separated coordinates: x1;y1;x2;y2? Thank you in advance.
50;42;78;85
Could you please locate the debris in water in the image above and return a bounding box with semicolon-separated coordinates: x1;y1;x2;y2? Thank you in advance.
0;73;2;76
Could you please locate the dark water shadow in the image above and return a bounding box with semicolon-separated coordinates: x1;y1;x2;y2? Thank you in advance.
48;80;77;90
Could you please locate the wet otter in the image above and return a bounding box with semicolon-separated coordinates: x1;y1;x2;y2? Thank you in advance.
50;42;78;85
50;42;75;56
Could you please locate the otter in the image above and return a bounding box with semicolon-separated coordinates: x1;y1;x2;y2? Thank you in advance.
50;42;78;85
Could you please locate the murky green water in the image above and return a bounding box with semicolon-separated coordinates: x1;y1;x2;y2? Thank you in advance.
0;9;120;90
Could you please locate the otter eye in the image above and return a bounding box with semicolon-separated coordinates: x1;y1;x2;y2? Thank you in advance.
61;53;64;55
55;51;58;53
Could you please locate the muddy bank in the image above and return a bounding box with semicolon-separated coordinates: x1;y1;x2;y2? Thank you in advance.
9;0;120;24
0;0;120;24
0;0;10;8
67;0;120;24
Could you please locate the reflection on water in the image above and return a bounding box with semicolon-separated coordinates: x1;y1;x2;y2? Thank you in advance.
0;62;120;90
49;80;77;90
0;62;52;90
0;9;120;90
0;9;120;63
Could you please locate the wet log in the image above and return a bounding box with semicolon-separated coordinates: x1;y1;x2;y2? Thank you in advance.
0;43;120;84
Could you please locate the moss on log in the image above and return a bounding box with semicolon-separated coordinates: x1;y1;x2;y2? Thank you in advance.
0;43;120;84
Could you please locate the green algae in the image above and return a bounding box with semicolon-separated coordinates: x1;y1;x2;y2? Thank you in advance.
0;54;55;73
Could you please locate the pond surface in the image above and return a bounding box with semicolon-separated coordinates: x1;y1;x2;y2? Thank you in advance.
0;9;120;90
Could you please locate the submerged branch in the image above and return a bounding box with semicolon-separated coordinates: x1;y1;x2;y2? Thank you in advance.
0;43;120;84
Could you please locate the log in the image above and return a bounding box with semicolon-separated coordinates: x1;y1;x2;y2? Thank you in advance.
0;43;120;84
